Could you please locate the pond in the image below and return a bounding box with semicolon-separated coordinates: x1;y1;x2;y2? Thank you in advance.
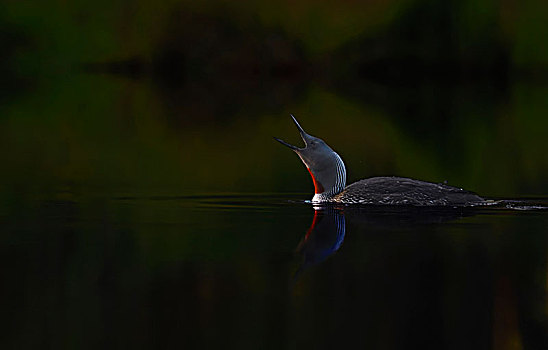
1;193;547;348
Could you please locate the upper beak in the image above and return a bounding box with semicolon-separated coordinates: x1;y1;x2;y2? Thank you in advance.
274;114;309;151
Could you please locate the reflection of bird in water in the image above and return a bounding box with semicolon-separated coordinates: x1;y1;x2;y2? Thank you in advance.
293;204;479;280
275;115;489;206
294;206;345;280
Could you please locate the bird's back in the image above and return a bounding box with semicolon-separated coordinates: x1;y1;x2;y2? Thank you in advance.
332;177;485;206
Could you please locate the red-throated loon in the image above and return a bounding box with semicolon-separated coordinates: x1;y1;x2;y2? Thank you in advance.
275;115;487;206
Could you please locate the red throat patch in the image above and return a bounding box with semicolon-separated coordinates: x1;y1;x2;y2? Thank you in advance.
307;167;324;194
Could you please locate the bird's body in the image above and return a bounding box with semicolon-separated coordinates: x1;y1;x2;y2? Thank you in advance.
332;176;484;206
275;115;487;207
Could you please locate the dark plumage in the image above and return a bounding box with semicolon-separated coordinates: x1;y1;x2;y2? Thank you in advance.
332;176;484;206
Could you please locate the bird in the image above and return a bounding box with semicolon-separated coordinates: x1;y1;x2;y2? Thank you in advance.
274;115;487;206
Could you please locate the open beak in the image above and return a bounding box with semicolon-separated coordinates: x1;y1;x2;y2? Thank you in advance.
274;114;309;151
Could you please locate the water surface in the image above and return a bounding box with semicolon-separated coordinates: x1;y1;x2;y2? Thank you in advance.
1;193;547;349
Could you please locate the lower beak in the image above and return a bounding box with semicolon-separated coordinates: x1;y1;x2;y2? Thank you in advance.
273;137;299;150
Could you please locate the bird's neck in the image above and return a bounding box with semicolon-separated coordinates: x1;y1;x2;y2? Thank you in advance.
311;152;346;202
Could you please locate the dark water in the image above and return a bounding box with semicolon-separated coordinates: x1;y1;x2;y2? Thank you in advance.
1;192;547;349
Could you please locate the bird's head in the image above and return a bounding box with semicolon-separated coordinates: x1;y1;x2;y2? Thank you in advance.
274;115;346;199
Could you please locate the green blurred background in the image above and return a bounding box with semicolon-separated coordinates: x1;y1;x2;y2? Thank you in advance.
1;0;547;198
